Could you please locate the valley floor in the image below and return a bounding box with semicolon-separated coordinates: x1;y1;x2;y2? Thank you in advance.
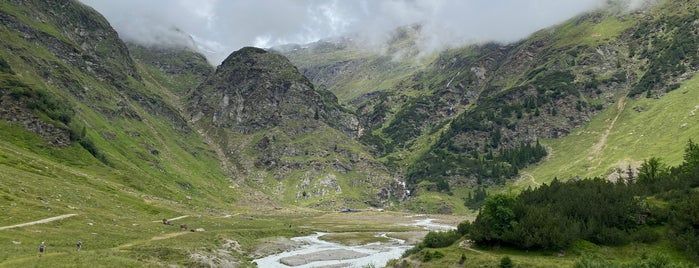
0;209;469;267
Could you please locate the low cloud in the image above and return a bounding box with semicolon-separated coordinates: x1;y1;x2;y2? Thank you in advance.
79;0;657;65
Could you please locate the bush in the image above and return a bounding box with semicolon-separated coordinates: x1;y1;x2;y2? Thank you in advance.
630;226;660;243
0;56;13;74
500;256;513;268
401;244;423;258
457;221;471;236
590;227;628;246
422;230;462;248
422;250;444;262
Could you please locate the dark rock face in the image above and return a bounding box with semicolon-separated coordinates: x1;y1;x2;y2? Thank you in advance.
0;101;71;146
188;47;357;136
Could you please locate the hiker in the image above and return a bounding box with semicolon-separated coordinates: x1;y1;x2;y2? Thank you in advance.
76;240;82;251
180;224;187;231
162;218;172;225
38;241;45;257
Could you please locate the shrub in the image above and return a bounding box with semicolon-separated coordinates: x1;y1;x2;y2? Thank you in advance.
422;250;444;262
422;230;462;248
500;256;513;268
457;221;471;236
630;226;660;243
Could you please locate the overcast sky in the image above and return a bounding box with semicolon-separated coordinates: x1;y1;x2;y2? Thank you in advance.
79;0;648;65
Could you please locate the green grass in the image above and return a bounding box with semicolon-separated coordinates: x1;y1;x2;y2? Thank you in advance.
552;12;635;48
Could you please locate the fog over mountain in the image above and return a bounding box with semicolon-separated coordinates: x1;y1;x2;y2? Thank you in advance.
79;0;653;65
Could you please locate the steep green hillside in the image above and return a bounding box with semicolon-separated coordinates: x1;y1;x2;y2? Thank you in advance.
0;1;239;266
0;0;230;205
411;0;698;193
128;44;213;95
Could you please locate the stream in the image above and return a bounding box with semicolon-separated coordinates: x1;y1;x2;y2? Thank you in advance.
252;218;456;268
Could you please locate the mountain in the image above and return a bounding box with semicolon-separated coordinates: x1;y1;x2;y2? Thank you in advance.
282;0;699;194
186;46;406;209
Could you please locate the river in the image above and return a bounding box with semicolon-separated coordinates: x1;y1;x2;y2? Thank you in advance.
252;217;456;268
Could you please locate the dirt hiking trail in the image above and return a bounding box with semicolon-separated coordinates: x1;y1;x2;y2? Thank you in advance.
0;214;77;230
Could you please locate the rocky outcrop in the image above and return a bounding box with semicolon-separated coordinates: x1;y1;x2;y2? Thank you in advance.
0;102;71;146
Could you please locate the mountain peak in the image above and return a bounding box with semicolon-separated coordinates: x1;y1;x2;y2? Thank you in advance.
189;47;331;134
226;46;268;58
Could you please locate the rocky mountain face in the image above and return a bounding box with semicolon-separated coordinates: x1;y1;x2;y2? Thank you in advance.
0;59;72;146
283;0;699;190
189;47;356;136
0;0;140;148
1;0;138;92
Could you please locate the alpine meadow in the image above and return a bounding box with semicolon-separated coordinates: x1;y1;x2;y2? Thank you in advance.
1;0;699;267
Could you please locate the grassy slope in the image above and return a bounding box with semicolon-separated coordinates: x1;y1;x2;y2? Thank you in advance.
515;45;699;192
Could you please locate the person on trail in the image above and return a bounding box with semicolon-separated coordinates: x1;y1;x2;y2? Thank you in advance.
38;241;45;257
76;240;82;251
